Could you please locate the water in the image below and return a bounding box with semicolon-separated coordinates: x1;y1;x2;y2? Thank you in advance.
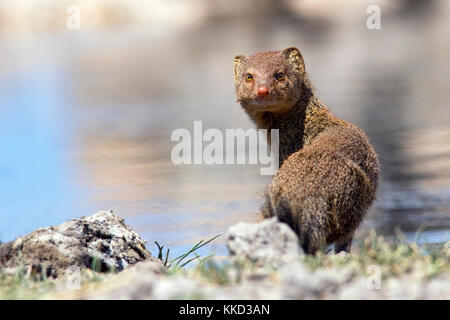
0;1;449;258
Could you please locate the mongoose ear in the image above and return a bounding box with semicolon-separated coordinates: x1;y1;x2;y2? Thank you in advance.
281;47;305;75
234;54;247;83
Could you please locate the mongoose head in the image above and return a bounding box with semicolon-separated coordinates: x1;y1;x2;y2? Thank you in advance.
234;47;308;114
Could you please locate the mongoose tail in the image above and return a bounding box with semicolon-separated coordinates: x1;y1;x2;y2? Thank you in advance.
263;194;328;254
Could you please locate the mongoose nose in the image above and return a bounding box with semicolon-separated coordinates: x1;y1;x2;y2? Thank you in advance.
257;86;269;97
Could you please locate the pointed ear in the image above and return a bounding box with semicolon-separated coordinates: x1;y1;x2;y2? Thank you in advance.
281;47;305;75
234;54;247;84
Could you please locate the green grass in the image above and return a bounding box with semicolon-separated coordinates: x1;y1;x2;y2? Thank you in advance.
0;263;121;299
0;266;54;299
154;234;221;271
184;230;449;285
0;234;222;299
300;230;448;280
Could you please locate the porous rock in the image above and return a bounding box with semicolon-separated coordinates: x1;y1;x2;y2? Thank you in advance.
225;217;303;265
0;210;153;278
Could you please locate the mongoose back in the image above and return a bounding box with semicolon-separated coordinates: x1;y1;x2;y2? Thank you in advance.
233;47;379;254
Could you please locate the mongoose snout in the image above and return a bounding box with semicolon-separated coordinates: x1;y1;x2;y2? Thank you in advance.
233;47;380;254
257;86;270;97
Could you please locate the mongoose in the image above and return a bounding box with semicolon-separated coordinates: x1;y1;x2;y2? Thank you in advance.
233;47;379;254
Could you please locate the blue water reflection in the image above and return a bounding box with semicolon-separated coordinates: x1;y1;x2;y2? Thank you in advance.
0;68;87;241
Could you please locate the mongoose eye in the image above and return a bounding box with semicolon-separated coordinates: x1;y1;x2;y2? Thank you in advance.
245;73;254;82
275;73;285;81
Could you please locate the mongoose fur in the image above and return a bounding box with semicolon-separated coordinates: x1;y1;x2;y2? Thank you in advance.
233;47;379;254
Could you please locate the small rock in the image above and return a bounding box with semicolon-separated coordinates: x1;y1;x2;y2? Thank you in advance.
279;262;355;299
0;210;154;278
225;217;303;266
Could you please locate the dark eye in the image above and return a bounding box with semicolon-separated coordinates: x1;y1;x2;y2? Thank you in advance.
275;73;285;81
245;73;254;82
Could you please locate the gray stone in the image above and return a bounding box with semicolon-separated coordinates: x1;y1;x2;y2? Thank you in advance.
0;210;153;278
225;217;303;266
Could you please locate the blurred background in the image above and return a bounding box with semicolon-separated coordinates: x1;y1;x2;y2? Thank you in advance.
0;0;449;257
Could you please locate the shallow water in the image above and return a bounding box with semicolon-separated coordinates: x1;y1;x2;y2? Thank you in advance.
0;2;449;258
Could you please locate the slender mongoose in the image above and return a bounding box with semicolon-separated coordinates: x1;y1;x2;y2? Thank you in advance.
233;47;379;254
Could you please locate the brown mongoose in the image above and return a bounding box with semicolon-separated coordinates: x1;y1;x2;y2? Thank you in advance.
233;47;379;254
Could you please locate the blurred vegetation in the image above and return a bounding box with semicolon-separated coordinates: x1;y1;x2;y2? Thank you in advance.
186;230;449;285
0;230;448;299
